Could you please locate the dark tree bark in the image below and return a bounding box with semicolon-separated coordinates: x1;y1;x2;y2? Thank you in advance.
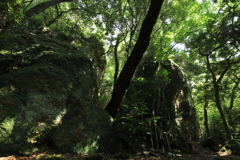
113;37;120;89
25;0;73;18
227;75;240;125
105;0;164;118
203;98;210;138
229;76;240;111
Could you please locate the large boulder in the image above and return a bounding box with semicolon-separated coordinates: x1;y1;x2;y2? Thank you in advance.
0;31;110;154
123;59;198;150
163;60;198;141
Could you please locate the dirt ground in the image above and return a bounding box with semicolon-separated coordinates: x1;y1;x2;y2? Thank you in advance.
1;142;240;160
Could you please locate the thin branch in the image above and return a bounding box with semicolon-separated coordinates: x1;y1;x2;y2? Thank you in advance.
23;0;34;11
217;61;231;84
48;8;79;26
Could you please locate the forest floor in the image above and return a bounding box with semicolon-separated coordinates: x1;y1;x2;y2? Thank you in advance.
1;142;240;160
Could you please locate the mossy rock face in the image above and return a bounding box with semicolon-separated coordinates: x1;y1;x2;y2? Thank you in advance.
97;133;123;154
124;59;199;149
227;139;240;155
19;143;39;156
52;107;111;153
37;154;66;160
0;31;110;153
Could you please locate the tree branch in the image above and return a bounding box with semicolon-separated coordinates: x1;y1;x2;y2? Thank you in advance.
48;8;79;26
25;0;73;18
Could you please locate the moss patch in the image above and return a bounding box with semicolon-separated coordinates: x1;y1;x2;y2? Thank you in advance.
0;31;109;153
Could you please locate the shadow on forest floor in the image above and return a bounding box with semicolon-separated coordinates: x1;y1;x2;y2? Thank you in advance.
0;142;240;160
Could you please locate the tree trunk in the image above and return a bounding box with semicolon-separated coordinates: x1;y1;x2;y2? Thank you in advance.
203;98;211;138
105;0;164;118
205;56;233;140
227;76;240;125
213;82;233;140
113;37;120;89
229;77;240;111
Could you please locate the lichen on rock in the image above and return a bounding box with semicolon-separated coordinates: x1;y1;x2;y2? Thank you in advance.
0;31;110;154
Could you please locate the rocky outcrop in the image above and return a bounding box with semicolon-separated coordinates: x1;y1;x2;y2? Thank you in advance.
0;31;110;153
163;60;198;141
123;59;198;150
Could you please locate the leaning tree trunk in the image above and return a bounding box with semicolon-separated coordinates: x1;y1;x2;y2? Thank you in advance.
105;0;165;118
